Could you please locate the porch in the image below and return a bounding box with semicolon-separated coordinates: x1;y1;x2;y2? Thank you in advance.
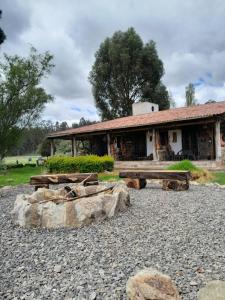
114;160;224;171
48;119;225;165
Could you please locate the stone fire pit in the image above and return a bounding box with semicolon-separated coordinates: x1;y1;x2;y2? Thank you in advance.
12;183;130;228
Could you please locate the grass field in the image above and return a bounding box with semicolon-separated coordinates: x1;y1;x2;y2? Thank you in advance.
210;172;225;185
4;155;40;165
1;156;225;187
0;166;45;187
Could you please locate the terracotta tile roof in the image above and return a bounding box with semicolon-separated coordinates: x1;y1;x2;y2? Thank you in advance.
48;101;225;138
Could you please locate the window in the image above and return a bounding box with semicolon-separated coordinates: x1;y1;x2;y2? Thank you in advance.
172;132;177;143
149;135;152;142
151;106;154;111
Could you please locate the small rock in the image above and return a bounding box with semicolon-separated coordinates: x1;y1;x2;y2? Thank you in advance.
89;291;97;300
197;280;225;300
126;268;181;300
54;264;62;273
190;281;198;286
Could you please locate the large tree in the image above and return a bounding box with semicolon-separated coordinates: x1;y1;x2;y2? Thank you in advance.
0;47;54;160
89;28;169;120
185;83;197;106
0;10;6;45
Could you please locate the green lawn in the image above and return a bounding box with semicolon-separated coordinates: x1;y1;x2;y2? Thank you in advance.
98;173;120;182
0;166;120;188
0;166;44;187
1;164;224;188
210;172;225;185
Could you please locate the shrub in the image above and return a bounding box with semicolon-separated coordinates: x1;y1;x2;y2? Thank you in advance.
167;160;199;172
167;159;212;182
45;155;114;173
6;163;24;169
24;163;37;167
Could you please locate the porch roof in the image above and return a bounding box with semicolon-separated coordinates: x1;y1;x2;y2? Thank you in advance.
48;101;225;138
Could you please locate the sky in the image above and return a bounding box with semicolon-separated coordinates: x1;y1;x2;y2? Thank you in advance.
1;0;225;125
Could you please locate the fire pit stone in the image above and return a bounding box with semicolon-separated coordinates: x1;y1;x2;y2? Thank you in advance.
12;183;130;228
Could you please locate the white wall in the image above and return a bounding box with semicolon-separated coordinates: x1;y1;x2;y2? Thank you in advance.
146;130;153;156
132;102;159;115
168;129;182;154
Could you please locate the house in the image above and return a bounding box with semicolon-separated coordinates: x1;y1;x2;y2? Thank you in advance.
47;101;225;167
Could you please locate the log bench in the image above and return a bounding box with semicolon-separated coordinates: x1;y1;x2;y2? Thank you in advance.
30;173;98;191
119;170;191;191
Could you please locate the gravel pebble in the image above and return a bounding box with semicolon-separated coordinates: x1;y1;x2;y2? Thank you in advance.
1;183;225;299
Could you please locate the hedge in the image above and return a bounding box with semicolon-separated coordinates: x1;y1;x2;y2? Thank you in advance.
45;155;114;173
6;163;37;169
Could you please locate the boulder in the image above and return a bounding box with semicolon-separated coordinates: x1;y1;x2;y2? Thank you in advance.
197;280;225;300
12;183;130;228
162;180;189;191
126;269;181;300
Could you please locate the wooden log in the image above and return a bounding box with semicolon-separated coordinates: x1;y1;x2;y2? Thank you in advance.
84;181;99;186
30;173;98;186
35;184;49;191
124;178;147;190
39;185;115;204
119;170;190;182
162;179;189;191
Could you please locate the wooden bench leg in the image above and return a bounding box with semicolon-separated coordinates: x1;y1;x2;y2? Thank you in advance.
162;180;189;191
124;178;147;189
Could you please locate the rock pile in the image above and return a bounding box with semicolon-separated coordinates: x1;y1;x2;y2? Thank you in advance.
12;183;130;228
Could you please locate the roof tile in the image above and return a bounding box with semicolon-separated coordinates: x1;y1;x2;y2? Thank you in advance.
48;101;225;138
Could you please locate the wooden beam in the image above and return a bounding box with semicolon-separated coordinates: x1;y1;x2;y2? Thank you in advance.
119;170;191;181
30;173;98;186
50;139;55;156
107;133;111;155
152;128;157;160
215;120;221;161
71;136;77;156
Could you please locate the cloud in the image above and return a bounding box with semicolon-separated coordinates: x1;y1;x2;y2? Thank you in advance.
1;0;225;121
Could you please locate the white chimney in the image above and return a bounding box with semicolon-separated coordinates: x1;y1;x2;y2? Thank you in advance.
132;102;159;116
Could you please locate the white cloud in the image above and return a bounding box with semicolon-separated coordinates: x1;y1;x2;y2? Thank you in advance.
1;0;225;122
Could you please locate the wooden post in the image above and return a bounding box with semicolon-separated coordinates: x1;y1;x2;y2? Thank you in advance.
107;133;111;155
215;120;221;161
71;136;77;157
152;128;157;160
50;139;54;156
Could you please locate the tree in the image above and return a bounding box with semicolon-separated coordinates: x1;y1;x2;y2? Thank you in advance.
72;117;97;128
205;99;216;104
89;28;169;120
0;10;6;45
185;83;197;106
38;139;55;157
168;91;176;108
0;47;54;160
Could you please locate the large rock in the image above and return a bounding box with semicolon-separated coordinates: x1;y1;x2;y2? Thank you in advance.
197;280;225;300
12;183;130;228
126;269;181;300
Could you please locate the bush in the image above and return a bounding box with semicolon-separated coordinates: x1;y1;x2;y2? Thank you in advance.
167;160;199;172
45;155;114;173
24;163;37;167
167;160;212;182
6;163;24;169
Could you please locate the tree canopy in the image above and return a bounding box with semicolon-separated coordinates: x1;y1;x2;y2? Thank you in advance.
0;47;54;160
185;83;197;106
0;10;6;45
89;27;170;120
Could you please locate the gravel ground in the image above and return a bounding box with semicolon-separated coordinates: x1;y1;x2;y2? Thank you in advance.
1;183;225;300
